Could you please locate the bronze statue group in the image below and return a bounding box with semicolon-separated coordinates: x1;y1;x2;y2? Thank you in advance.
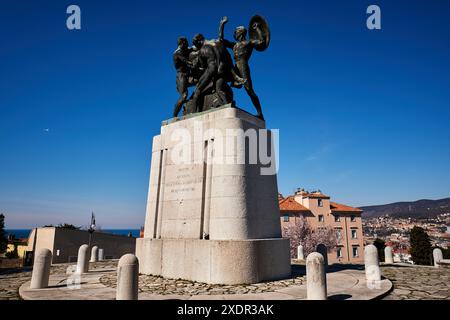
173;16;270;120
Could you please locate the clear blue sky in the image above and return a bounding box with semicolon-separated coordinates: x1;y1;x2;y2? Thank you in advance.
1;0;450;228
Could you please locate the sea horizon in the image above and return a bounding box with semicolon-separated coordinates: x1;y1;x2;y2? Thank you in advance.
5;228;141;239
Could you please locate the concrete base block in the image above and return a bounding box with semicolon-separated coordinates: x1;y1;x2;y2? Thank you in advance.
136;237;291;285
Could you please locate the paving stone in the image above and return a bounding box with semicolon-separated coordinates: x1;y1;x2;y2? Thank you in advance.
0;260;117;300
381;265;450;300
8;261;449;300
393;289;411;295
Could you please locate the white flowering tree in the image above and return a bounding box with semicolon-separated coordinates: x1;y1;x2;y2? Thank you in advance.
282;216;338;259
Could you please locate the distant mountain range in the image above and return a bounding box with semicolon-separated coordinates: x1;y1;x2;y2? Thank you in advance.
360;198;450;219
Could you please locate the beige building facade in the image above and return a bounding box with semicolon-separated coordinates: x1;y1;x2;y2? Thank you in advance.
279;190;364;264
26;227;136;264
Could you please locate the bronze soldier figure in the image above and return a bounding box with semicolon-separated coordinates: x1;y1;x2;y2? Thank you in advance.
171;15;270;118
173;36;193;117
190;34;234;112
219;16;265;120
190;34;217;112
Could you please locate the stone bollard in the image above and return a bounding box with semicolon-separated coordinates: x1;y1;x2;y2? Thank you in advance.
116;254;139;300
316;243;328;269
306;252;327;300
365;244;381;282
384;246;394;264
433;248;443;267
30;248;52;289
297;245;304;260
76;244;90;274
98;248;104;261
90;245;99;262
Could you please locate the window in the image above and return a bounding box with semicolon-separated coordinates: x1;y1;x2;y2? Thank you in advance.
318;199;323;207
334;215;340;222
352;246;359;257
350;215;356;222
283;215;289;222
318;215;324;222
351;229;357;239
336;247;343;258
336;229;342;241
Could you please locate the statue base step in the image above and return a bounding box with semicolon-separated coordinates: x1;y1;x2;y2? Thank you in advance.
136;237;291;285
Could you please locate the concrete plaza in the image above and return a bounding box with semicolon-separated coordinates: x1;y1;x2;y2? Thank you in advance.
14;261;392;300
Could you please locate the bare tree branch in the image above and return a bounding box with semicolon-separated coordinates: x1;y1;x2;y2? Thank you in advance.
282;216;338;258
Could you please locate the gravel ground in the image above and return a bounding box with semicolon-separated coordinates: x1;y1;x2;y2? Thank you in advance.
99;272;305;296
3;261;449;300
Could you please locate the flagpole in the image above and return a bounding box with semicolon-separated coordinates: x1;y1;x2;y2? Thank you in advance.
88;211;96;248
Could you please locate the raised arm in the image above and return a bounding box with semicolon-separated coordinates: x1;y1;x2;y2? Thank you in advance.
218;16;235;48
218;16;227;40
250;22;264;47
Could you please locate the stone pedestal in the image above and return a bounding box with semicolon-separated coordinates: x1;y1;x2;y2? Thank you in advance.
136;104;291;284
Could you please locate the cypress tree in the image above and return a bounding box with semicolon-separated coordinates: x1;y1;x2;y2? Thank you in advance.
0;214;8;254
410;226;432;265
373;238;386;262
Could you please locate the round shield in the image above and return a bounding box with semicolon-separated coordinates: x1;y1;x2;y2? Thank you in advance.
248;15;270;52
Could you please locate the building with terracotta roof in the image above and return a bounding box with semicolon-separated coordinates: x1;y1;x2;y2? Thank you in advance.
279;189;364;264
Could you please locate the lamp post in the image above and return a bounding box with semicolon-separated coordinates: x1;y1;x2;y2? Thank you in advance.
88;212;96;248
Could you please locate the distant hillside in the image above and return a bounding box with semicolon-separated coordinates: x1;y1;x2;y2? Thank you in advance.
360;198;450;219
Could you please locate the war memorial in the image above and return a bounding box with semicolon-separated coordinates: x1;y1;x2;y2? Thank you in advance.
13;15;392;300
2;9;449;310
136;15;291;285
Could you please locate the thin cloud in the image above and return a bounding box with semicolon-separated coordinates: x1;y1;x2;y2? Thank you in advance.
305;144;333;161
330;170;352;183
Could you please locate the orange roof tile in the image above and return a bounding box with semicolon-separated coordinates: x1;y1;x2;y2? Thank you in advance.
307;193;330;199
279;196;310;212
297;191;330;199
330;202;363;213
